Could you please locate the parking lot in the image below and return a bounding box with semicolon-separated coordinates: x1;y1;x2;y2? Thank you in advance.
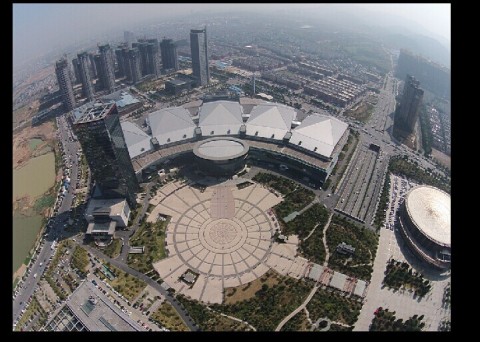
383;174;417;231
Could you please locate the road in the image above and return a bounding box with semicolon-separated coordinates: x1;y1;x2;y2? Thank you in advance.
13;114;81;324
13;114;198;331
81;244;199;331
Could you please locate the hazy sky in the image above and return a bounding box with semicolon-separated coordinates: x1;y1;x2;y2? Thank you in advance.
13;3;450;66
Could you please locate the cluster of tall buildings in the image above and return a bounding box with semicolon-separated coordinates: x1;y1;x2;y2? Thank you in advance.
56;27;210;112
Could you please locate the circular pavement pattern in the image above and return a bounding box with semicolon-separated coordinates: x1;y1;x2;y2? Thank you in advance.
172;198;274;278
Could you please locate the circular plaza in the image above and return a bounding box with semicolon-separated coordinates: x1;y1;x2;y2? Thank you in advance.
147;179;302;304
172;196;273;279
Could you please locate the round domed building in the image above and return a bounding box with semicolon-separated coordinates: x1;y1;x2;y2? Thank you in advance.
398;185;451;269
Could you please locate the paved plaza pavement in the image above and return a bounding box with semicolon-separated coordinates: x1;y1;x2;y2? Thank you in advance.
149;180;310;304
354;226;451;331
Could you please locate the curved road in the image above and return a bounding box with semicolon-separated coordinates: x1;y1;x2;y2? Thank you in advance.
82;244;199;331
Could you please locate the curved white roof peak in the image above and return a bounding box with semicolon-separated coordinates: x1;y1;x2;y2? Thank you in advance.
121;121;152;159
290;114;348;158
198;101;243;136
148;107;196;145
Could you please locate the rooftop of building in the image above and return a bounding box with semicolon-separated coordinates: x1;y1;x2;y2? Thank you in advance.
87;220;117;235
120;121;152;159
289;113;348;158
46;281;140;331
245;103;296;141
148;106;196;146
85;198;128;218
73;102;116;124
102;90;140;108
194;137;249;161
405;185;451;247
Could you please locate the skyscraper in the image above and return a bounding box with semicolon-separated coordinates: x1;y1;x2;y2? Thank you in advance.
115;44;129;77
98;44;116;93
160;38;179;72
133;40;149;76
71;57;82;85
395;75;424;133
88;53;98;79
77;52;95;102
126;48;142;84
146;39;161;77
190;27;210;86
73;103;139;207
55;57;76;111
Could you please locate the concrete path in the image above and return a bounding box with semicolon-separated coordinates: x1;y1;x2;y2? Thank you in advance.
275;284;319;331
322;213;334;266
206;306;257;331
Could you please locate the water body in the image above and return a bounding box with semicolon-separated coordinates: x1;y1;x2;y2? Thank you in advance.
13;152;55;199
12;213;43;273
13;152;55;274
28;138;43;152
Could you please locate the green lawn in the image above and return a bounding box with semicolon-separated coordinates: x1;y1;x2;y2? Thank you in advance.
150;301;189;331
210;275;313;331
95;262;147;302
102;239;122;259
326;215;379;281
127;218;169;273
70;245;89;273
306;287;362;326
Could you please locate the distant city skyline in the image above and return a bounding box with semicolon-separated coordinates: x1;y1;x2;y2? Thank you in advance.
13;4;450;68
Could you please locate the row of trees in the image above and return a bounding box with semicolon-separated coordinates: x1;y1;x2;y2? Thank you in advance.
383;259;432;298
306;287;362;327
370;308;425;331
388;155;450;194
252;172;297;195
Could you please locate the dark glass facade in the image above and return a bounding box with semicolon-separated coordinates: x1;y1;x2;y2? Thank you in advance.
74;104;139;207
190;28;210;86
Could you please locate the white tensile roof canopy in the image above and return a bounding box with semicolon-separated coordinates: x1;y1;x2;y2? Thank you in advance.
289;114;348;158
246;103;295;141
148;106;196;145
198;101;243;136
120;121;152;159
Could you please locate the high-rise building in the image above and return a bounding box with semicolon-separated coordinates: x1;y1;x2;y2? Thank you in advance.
55;57;76;111
133;40;149;76
77;52;95;102
146;39;161;77
98;44;116;93
125;48;142;84
124;30;135;48
115;45;128;77
190;27;210;86
160;38;179;72
395;75;424;133
73;103;139;207
88;53;98;79
71;57;82;85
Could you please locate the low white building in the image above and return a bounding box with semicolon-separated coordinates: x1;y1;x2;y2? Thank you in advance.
85;198;131;228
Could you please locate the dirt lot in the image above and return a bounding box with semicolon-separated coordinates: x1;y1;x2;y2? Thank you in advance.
224;270;281;304
13;120;56;170
431;148;451;170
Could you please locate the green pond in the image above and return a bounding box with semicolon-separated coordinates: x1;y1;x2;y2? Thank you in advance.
13;152;55;199
12;213;43;273
13;152;55;274
28;138;43;152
